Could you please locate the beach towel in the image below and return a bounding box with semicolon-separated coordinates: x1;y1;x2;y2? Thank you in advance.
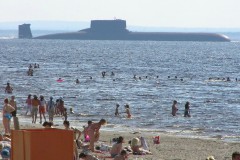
140;137;149;151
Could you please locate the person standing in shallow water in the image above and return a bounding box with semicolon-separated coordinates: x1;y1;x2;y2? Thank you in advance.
171;100;178;116
47;96;55;122
115;104;120;116
184;101;191;117
39;95;47;124
25;94;32;115
31;95;40;123
125;104;131;118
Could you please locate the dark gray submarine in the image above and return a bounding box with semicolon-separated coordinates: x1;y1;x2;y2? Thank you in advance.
19;19;230;42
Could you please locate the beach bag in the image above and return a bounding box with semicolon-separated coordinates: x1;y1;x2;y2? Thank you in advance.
153;136;160;144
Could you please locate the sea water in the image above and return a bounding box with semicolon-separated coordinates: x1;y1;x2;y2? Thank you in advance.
0;38;240;142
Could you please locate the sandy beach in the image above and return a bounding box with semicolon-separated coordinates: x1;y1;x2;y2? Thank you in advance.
6;121;238;160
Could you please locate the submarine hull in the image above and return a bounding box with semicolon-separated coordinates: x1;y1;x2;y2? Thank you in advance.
19;20;231;42
34;31;230;42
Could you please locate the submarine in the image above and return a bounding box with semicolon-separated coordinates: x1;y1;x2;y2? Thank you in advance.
18;19;230;42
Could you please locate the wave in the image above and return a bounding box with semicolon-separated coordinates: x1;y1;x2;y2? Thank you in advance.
0;36;16;39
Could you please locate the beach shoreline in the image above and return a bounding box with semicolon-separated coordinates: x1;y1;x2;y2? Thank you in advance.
2;116;240;160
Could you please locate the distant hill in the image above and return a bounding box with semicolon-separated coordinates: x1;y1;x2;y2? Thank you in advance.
1;20;240;32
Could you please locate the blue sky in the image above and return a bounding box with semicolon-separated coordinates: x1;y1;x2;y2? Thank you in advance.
0;0;239;28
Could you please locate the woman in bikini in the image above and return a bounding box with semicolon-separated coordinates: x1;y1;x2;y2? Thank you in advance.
2;98;15;134
88;119;107;152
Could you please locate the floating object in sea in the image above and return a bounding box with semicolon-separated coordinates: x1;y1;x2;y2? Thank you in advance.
56;78;63;82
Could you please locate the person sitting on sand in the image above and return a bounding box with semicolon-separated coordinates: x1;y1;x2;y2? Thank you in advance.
184;101;191;117
79;152;99;160
171;100;178;116
232;151;240;160
130;137;151;155
88;119;107;152
125;104;131;118
115;104;120;116
5;83;13;94
110;136;124;158
114;150;128;160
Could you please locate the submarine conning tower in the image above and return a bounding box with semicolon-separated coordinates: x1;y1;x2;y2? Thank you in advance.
18;24;32;39
90;19;128;33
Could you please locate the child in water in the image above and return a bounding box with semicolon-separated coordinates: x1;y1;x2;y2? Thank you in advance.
125;104;131;118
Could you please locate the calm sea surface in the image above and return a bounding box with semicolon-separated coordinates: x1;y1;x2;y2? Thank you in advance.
0;37;240;142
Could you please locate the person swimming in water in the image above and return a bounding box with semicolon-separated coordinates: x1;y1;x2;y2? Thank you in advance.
5;83;13;94
102;71;106;78
125;104;132;118
76;79;80;84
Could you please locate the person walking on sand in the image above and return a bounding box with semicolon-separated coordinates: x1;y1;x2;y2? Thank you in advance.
125;104;131;118
88;119;107;152
2;98;15;134
171;100;178;116
5;83;13;94
46;96;55;122
184;101;191;117
25;94;32;115
39;95;47;124
31;95;40;123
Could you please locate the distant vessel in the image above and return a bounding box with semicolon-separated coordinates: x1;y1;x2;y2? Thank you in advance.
19;20;230;42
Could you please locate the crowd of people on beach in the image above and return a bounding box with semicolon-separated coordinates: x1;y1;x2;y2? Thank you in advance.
1;90;155;159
